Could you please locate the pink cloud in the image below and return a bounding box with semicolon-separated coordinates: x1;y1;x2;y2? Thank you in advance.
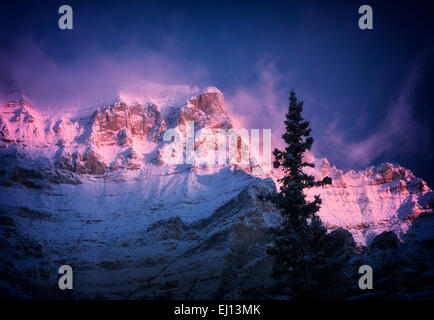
0;38;209;111
225;57;292;149
321;61;430;168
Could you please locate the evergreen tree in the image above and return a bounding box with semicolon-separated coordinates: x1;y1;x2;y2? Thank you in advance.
272;90;331;223
268;90;348;299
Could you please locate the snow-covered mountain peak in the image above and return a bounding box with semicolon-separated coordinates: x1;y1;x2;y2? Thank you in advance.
0;83;432;249
0;82;433;299
0;83;234;175
104;83;203;108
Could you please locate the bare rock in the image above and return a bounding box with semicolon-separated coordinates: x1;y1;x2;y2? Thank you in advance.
370;231;400;250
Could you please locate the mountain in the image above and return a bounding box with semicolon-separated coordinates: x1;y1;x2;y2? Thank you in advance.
305;159;432;245
0;84;433;298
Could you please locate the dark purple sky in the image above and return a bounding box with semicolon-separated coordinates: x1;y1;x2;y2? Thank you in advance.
0;0;433;185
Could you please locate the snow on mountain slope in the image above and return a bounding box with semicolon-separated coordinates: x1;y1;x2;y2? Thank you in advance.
304;159;432;245
0;83;433;298
0;167;277;298
0;83;432;243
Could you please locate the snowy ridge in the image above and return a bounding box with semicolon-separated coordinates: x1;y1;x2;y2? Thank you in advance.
0;84;433;298
304;159;432;244
0;84;432;244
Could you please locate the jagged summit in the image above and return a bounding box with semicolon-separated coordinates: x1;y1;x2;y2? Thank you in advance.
0;84;233;173
92;85;222;111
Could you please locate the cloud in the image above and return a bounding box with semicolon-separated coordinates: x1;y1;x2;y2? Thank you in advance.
0;38;209;110
224;57;292;149
1;38;430;173
318;60;430;168
224;54;431;172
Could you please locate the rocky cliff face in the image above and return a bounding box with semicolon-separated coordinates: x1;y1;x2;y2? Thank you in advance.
90;102;167;146
303;159;432;245
0;86;233;174
0;85;432;299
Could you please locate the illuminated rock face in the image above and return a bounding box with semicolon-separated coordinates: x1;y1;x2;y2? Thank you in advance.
304;159;433;245
0;85;432;299
90;102;167;147
0;86;232;174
